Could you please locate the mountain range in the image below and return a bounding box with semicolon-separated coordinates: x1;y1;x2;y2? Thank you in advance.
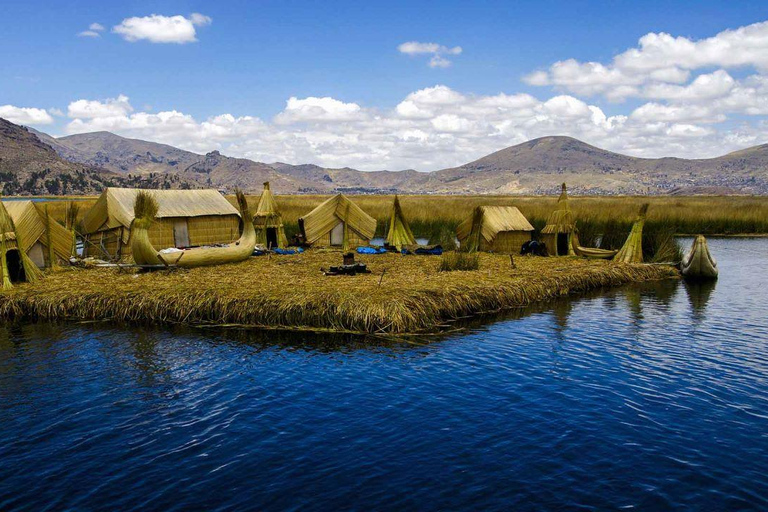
1;117;766;195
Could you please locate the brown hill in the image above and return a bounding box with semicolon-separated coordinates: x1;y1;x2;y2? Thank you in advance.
27;129;768;195
0;119;125;195
430;136;768;194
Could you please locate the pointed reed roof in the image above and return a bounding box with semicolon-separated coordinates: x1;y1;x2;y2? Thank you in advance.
385;195;416;250
3;200;73;261
254;182;280;218
299;193;376;244
541;183;575;234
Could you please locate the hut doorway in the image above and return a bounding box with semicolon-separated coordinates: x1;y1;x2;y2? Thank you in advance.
173;219;190;248
266;228;278;249
5;249;26;283
330;222;344;246
557;233;569;256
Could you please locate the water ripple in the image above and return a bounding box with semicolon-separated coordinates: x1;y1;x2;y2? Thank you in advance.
1;238;768;510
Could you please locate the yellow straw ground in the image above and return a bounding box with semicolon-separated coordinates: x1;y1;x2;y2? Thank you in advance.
0;252;677;333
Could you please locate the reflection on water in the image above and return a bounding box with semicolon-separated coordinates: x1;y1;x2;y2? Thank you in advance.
684;279;717;319
1;238;767;510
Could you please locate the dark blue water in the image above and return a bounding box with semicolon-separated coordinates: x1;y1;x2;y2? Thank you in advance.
1;238;767;510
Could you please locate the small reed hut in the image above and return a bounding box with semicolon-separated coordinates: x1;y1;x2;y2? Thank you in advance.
385;195;416;251
541;183;576;256
0;200;42;288
253;182;287;249
299;193;376;249
81;188;241;260
614;203;649;263
457;206;534;253
3;200;74;268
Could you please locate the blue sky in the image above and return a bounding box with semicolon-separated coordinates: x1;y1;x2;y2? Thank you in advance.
2;1;768;170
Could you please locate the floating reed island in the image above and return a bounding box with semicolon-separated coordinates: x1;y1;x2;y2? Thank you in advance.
0;253;677;334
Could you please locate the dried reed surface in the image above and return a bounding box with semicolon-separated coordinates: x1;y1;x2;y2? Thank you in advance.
0;252;676;333
238;195;768;237
36;195;768;238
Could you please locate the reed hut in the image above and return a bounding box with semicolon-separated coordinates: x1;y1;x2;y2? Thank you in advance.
385;195;416;251
298;193;376;249
0;200;42;288
456;206;534;253
541;183;576;256
3;200;74;268
253;182;287;249
81;188;241;260
614;203;649;263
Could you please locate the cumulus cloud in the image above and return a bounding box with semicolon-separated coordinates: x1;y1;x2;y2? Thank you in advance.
0;105;54;125
57;84;768;171
398;41;462;68
113;13;211;44
67;94;133;119
274;97;364;124
525;19;768;101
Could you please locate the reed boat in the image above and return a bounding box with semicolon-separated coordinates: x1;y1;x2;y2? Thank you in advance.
131;191;256;268
570;232;618;259
681;235;718;279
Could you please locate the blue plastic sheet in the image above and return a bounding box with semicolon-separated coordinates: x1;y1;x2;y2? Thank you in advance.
357;246;387;254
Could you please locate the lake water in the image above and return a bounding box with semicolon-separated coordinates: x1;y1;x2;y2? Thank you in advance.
1;238;767;510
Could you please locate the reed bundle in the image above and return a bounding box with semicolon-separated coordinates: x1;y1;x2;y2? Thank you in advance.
0;252;676;333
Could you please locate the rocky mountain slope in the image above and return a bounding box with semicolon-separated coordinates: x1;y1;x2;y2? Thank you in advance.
1;120;199;195
19;123;768;195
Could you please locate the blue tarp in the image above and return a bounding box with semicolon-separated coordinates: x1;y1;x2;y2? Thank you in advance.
357;246;388;254
413;245;443;255
273;247;304;255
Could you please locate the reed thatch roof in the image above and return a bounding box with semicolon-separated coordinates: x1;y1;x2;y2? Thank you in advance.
0;200;42;288
456;206;533;244
385;195;416;250
253;182;287;248
3;200;73;261
614;203;649;263
253;182;282;226
299;193;376;244
82;188;240;234
541;183;575;235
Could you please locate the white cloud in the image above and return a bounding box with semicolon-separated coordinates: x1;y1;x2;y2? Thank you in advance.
67;94;133;118
274;97;363;124
78;22;105;38
113;13;211;44
398;41;462;68
60;85;766;171
642;70;735;101
525;19;768;101
0;105;54;125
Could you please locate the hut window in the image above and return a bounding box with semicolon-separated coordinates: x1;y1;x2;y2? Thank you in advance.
173;219;190;248
330;222;344;246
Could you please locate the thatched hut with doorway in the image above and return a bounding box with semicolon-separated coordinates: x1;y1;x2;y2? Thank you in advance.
3;200;74;268
456;206;534;253
81;188;241;260
253;182;287;249
0;200;42;288
298;193;376;249
541;183;576;256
